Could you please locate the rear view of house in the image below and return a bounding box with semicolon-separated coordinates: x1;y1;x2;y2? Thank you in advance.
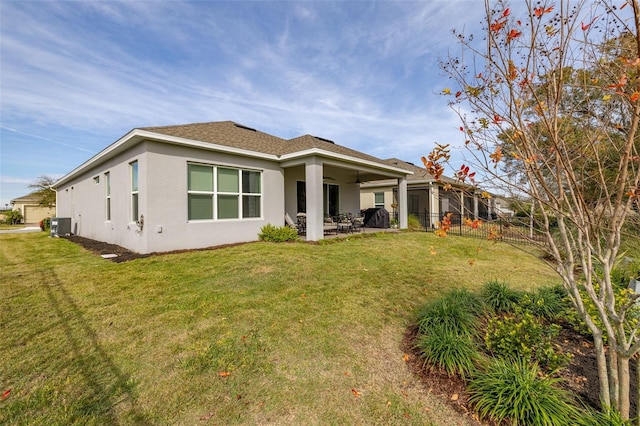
53;121;411;254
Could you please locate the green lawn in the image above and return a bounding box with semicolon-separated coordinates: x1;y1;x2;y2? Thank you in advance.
0;231;559;425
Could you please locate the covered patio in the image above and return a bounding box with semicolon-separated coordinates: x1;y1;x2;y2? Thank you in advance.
282;150;411;242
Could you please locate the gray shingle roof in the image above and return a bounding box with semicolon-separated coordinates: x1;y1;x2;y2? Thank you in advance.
140;121;288;155
383;158;434;182
140;121;401;167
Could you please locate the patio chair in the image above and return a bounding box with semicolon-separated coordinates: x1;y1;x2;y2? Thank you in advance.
351;216;364;232
296;213;306;234
337;214;353;233
285;213;302;234
323;215;338;235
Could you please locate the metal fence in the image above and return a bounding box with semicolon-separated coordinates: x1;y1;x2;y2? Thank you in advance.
406;212;548;246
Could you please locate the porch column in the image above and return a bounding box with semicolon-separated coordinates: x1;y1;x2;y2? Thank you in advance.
429;182;440;227
305;158;324;241
397;177;408;229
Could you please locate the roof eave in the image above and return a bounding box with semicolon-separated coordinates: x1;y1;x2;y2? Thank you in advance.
52;129;281;188
280;148;413;177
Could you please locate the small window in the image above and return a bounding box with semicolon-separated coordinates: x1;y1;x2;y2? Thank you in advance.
93;176;100;184
374;192;385;208
130;161;139;221
242;170;261;218
105;172;111;221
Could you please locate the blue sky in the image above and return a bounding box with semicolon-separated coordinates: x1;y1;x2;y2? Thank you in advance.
0;0;486;208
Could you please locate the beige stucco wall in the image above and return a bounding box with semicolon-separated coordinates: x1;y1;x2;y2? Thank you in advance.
359;186;395;211
56;140;285;254
12;203;55;224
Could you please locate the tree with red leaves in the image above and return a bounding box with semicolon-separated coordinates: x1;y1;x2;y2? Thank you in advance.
434;0;640;419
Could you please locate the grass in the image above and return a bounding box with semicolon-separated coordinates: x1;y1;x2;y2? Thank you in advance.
0;223;28;230
0;231;560;425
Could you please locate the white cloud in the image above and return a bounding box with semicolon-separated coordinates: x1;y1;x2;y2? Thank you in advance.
0;176;33;185
0;0;492;204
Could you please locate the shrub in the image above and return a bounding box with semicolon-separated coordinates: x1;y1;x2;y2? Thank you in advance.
485;311;571;373
258;224;299;242
563;283;640;343
39;217;51;231
416;289;482;336
4;210;23;225
520;285;569;320
415;324;480;379
468;357;578;426
446;288;485;316
407;214;424;231
481;280;522;313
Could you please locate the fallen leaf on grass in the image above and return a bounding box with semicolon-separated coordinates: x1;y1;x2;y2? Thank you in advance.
218;371;231;377
451;393;459;401
403;353;410;362
351;388;361;397
199;412;215;420
1;389;10;400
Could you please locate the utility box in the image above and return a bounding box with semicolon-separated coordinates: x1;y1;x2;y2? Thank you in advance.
50;217;71;237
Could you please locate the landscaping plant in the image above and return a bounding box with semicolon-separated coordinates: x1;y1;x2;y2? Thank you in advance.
484;311;571;373
4;210;22;225
415;324;480;379
258;224;299;242
481;280;521;313
519;285;569;321
467;357;579;426
416;289;482;336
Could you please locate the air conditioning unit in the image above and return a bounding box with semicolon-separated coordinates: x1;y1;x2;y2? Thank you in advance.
50;217;71;237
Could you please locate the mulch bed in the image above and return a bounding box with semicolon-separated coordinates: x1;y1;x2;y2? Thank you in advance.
402;324;638;424
61;235;254;263
62;235;150;263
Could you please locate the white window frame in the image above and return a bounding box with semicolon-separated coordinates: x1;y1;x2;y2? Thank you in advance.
187;162;262;221
105;172;111;221
130;161;139;222
374;192;385;209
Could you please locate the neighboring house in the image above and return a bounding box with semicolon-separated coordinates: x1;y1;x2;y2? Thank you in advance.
360;158;505;227
53;121;412;254
10;193;55;224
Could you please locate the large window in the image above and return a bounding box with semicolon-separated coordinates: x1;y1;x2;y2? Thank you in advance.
187;163;261;220
105;172;111;221
130;161;139;222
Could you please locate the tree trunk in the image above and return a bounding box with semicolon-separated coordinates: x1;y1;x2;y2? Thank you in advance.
529;200;534;239
611;348;620;411
636;354;640;426
594;332;612;408
619;355;631;419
